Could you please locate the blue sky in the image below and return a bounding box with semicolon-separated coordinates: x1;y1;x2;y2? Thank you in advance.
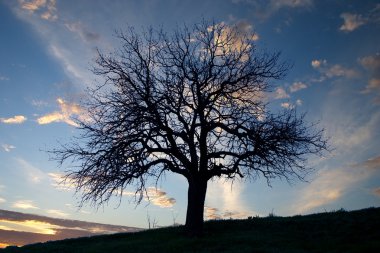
1;0;380;241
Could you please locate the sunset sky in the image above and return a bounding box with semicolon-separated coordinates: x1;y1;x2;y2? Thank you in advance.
1;0;380;244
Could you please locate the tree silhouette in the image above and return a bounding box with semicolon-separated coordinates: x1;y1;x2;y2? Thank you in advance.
52;21;327;236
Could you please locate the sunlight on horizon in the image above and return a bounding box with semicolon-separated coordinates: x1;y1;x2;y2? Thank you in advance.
0;243;10;249
0;219;62;235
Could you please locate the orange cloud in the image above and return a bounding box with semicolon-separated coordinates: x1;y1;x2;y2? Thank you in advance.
146;188;176;208
373;187;380;197
0;219;61;235
0;209;141;247
340;13;367;32
290;82;307;93
19;0;57;21
37;98;89;127
0;115;27;124
274;87;289;99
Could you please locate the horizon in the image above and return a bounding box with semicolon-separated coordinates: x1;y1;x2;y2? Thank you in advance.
1;0;380;247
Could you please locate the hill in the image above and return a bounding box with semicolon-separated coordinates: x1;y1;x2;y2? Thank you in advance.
1;207;379;253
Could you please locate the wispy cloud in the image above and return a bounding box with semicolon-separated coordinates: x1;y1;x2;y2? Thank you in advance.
16;158;46;184
293;166;368;214
0;197;6;204
294;155;380;214
234;0;313;20
46;209;69;218
37;98;88;127
0;115;27;124
0;75;10;81
49;45;88;84
359;155;380;171
12;200;39;210
19;0;58;21
48;172;75;191
65;22;100;43
1;144;16;152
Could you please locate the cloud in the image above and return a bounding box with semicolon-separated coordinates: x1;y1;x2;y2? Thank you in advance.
233;0;313;20
294;154;380;214
146;188;176;208
49;45;88;82
48;172;75;191
0;75;9;81
16;158;46;183
37;98;89;127
281;102;294;109
204;206;221;220
274;87;290;99
65;22;100;43
359;54;380;71
325;64;358;78
289;82;307;93
311;59;358;80
362;78;380;93
373;187;380;197
233;20;259;41
0;197;6;204
311;59;327;69
0;209;141;247
12;200;39;210
358;155;380;171
0;115;27;124
339;13;367;32
359;54;380;103
206;179;250;221
339;5;380;33
19;0;58;21
293;165;369;214
204;206;249;220
0;219;62;235
1;144;16;152
46;209;69;218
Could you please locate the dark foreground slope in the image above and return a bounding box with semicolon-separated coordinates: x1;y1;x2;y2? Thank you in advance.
1;207;379;253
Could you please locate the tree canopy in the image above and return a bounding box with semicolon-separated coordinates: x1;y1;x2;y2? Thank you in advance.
52;21;328;235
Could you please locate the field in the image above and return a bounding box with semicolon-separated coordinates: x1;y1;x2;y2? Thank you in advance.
1;207;379;253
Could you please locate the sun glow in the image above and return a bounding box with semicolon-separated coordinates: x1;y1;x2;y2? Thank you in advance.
0;219;63;235
0;243;10;248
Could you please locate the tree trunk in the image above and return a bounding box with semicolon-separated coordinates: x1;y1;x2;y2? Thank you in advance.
185;176;208;236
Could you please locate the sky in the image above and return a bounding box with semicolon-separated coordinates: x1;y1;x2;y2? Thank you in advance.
1;0;380;246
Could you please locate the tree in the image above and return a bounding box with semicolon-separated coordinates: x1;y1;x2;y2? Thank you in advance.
52;21;327;236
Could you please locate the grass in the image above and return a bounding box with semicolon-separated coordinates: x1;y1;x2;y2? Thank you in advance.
1;207;379;253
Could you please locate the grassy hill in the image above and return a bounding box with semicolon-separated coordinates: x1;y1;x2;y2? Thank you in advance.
1;207;379;253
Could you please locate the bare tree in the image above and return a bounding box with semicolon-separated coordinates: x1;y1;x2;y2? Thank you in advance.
52;21;327;236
